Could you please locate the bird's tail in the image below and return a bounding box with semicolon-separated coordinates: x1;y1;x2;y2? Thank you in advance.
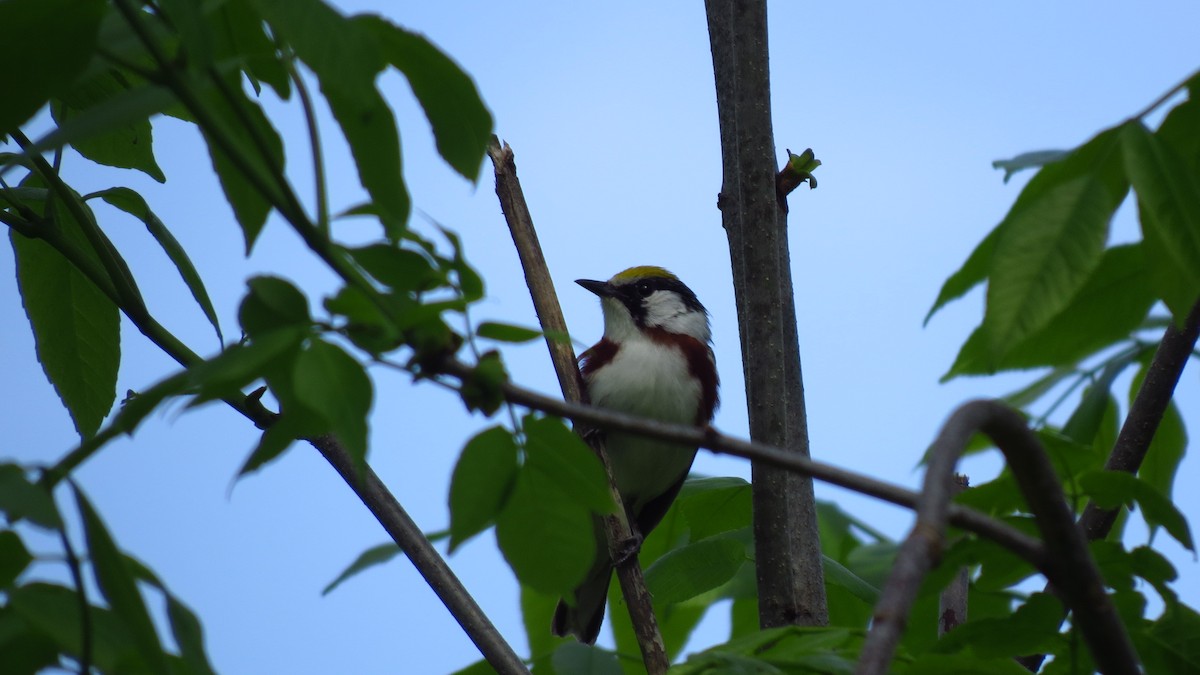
551;561;613;645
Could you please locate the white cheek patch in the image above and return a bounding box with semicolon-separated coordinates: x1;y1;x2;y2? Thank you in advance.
643;291;710;342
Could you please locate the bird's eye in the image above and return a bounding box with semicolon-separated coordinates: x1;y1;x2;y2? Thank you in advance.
636;282;654;297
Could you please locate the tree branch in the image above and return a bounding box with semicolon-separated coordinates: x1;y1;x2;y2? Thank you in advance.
705;0;828;628
1019;298;1200;672
488;138;669;672
856;401;1139;675
9;177;529;675
938;474;970;637
440;360;1050;572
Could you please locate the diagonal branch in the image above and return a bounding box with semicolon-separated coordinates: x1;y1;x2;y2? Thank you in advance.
488;138;669;672
1019;298;1200;672
856;401;1139;675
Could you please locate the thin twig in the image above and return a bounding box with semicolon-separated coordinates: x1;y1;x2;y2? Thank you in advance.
439;360;1049;570
487;138;669;671
288;58;330;236
856;401;1139;675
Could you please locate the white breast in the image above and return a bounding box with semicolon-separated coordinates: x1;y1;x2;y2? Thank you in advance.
584;337;701;511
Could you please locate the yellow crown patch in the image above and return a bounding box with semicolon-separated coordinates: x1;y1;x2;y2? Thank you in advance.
610;266;678;284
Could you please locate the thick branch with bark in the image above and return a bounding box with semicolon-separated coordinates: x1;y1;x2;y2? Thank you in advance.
856;401;1139;675
705;0;828;628
488;139;669;672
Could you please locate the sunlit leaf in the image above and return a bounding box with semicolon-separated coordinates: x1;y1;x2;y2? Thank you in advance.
292;339;373;461
322;543;401;595
448;426;519;551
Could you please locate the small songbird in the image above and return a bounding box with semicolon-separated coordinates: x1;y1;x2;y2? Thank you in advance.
553;266;719;644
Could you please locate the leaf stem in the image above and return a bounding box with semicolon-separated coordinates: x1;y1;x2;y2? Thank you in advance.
287;57;330;236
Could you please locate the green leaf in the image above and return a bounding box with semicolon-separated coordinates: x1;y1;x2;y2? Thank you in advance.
679;478;752;542
1061;350;1138;445
0;531;33;589
0;464;61;529
1138;399;1186;509
1123;121;1200;322
983;126;1127;359
74;485;169;673
475;321;542;344
1001;365;1077;407
899;653;1032;675
292;339;373;461
238;276;311;338
212;0;290;98
1143;603;1200;673
9;582;140;672
644;537;746;606
550;642;623;675
187;328;305;405
322;543;401;595
158;0;214;68
991;149;1069;183
523;416;616;516
53;70;166;182
349;243;440;292
165;594;216;675
90;187;223;345
448;426;520;551
1080;470;1194;551
195;73;284;253
0;0;105;133
251;0;409;238
935;592;1063;658
362;17;493;181
0;607;60;674
925;221;1000;326
14;83;178;173
821;555;880;605
520;584;566;661
11;226;120;439
494;466;595;596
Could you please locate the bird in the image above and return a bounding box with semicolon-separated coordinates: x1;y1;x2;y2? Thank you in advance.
553;265;719;644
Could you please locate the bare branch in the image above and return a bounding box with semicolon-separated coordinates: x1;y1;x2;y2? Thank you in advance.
705;0;828;628
857;401;1139;675
440;360;1050;572
488;139;669;671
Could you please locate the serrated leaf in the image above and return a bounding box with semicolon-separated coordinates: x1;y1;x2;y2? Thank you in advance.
238;276;310;338
925;218;1001;326
1123;121;1200;322
448;426;519;551
91;187;223;344
1080;470;1194;551
251;0;409;238
11;226;120;439
475;321;542;344
362;16;493;181
212;0;290;98
292;339;373;461
0;531;33;588
53;70;166;182
349;243;439;292
195;73;284;253
0;464;61;529
644;537;746;606
166;595;216;675
494;467;594;596
0;0;105;133
983;126;1127;359
322;543;401;595
523;416;615;516
74;485;169;673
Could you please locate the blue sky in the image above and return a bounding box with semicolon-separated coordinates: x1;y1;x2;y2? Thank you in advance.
3;2;1199;673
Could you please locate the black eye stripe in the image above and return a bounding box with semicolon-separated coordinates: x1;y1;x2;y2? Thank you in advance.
616;277;706;318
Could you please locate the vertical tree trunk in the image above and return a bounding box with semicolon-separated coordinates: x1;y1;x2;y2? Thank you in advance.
704;0;828;627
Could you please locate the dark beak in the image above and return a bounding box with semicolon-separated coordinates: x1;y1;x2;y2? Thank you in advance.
575;279;613;297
